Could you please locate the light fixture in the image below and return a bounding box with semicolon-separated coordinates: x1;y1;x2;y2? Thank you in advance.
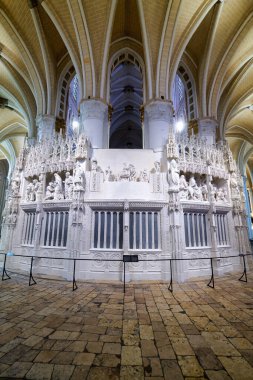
175;119;185;132
248;105;253;112
72;118;79;129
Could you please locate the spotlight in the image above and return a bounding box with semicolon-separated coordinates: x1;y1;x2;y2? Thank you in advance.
72;119;79;129
175;119;185;132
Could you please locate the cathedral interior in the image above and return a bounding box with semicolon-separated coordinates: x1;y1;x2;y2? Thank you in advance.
1;1;253;379
0;0;253;282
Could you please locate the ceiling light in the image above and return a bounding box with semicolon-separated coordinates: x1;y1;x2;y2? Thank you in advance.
248;105;253;111
175;119;185;132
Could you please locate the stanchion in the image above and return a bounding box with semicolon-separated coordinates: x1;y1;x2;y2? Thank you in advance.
238;254;248;283
29;257;37;286
2;254;11;281
207;258;214;288
72;259;78;291
168;259;173;292
123;261;126;293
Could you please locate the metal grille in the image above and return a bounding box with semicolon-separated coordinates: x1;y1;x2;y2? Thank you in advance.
42;211;69;247
184;212;208;247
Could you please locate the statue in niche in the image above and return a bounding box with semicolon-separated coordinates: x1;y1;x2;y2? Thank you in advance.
139;169;149;182
167;159;179;188
53;173;64;200
209;181;217;202
25;183;33;202
64;172;74;199
217;187;227;202
179;174;188;199
188;175;202;200
201;181;208;201
74;162;85;191
30;179;39;201
35;177;44;202
45;182;55;200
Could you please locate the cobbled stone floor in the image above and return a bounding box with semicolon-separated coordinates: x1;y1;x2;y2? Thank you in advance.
0;273;253;380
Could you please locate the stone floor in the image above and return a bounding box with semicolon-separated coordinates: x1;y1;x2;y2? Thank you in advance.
0;273;253;380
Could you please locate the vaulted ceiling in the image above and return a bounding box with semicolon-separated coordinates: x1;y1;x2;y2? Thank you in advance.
0;0;253;177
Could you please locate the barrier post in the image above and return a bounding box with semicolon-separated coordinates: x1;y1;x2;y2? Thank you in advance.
2;254;11;281
168;259;173;292
29;257;37;286
238;254;247;283
72;259;78;291
207;258;214;288
123;261;126;293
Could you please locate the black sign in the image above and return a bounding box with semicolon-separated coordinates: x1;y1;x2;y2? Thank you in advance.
123;255;139;263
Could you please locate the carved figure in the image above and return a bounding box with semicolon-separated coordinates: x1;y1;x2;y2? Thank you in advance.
45;182;55;200
53;173;64;200
201;182;208;201
188;175;202;200
154;161;161;173
91;158;98;172
179;175;188;199
74;162;85;191
167;159;179;188
104;166;112;182
64;172;74;199
129;164;137;181
139;169;149;182
11;173;21;196
230;172;240;199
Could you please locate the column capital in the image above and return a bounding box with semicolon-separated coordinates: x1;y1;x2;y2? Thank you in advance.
145;100;174;123
79;98;108;119
36;114;55;141
198;117;218;145
79;99;108;148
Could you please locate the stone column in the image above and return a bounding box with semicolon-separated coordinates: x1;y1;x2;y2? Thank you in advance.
144;100;174;150
242;175;253;240
36;115;55;141
79;99;108;148
198;118;217;145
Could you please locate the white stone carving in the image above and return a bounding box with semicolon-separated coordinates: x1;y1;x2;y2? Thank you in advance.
64;172;74;199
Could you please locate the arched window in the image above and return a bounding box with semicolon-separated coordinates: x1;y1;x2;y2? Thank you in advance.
172;66;197;125
109;53;143;149
173;74;188;123
66;75;80;136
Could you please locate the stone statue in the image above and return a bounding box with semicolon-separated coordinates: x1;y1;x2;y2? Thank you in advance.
64;172;74;199
201;182;208;201
91;158;98;172
104;166;112;182
179;174;188;199
25;183;33;202
188;175;202;200
45;182;55;200
139;169;149;182
167;159;179;188
54;173;64;200
154;161;160;173
129;164;137;182
74;162;85;191
230;172;240;199
11;173;21;197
